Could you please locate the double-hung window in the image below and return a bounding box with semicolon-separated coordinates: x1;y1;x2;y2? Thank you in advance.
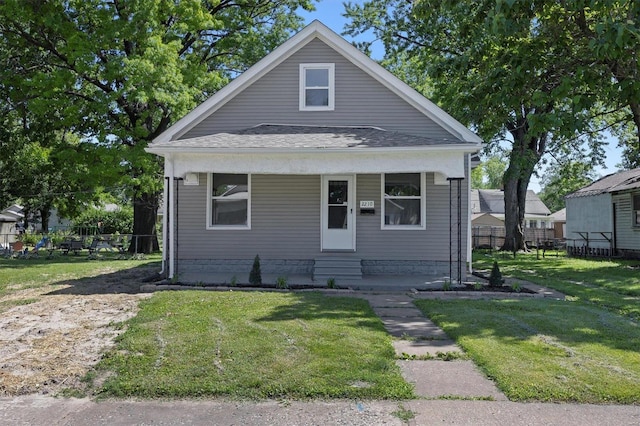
208;173;250;229
634;194;640;226
382;173;426;229
299;63;334;111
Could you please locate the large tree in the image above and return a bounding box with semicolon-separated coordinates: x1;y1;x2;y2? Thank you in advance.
0;0;312;252
567;1;640;168
345;0;617;250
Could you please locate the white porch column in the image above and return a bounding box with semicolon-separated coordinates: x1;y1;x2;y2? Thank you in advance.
161;174;168;275
167;158;176;279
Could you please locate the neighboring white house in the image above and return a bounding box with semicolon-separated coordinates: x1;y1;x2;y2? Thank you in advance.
146;20;482;284
0;204;24;248
566;167;640;258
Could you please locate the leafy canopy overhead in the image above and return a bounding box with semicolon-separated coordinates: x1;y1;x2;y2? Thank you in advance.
0;0;313;243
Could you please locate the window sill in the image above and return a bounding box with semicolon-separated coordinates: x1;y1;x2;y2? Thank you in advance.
206;225;251;231
381;225;426;231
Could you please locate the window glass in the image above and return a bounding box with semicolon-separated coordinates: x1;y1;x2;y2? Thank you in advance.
300;64;334;110
306;68;328;86
634;195;640;225
210;174;249;227
305;89;328;107
385;174;420;197
383;173;423;227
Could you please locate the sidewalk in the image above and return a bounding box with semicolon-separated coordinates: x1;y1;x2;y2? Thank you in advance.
2;394;639;425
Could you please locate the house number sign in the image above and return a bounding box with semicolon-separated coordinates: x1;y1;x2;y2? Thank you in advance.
360;201;375;208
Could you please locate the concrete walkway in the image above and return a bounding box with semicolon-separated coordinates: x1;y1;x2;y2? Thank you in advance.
357;293;508;401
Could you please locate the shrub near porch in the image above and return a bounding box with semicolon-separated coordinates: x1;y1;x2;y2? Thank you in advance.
97;291;413;399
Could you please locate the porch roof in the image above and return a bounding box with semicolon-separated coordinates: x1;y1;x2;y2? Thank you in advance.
147;124;479;153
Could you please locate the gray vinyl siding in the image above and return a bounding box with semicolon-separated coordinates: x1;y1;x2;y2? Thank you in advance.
178;174;321;259
566;194;613;249
613;191;640;251
176;172;467;263
180;39;457;141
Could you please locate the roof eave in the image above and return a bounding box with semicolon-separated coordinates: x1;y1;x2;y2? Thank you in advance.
146;143;482;156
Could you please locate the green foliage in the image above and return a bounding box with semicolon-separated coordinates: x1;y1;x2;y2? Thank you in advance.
0;0;315;249
275;276;288;289
472;153;507;189
538;161;597;212
327;277;336;289
73;206;133;235
488;261;504;287
249;255;262;286
442;280;452;291
344;0;633;250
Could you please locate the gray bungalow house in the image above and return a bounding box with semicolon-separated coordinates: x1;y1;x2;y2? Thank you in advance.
146;21;482;284
566;167;640;258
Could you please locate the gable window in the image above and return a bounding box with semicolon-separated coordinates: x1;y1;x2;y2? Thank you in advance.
207;173;250;229
634;194;640;226
299;63;334;111
382;173;426;229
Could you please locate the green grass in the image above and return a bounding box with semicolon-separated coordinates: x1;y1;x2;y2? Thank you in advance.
474;252;640;320
0;254;161;312
415;298;640;403
96;291;413;400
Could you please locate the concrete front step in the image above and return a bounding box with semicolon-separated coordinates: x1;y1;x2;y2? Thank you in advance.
313;257;362;281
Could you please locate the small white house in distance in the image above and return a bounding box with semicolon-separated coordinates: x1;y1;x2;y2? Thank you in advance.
146;21;482;285
566;167;640;258
0;204;24;248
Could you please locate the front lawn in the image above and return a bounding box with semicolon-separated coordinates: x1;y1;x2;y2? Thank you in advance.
96;291;413;400
415;298;640;403
474;252;640;320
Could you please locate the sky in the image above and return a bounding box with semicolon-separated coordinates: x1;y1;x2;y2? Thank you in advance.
298;1;624;192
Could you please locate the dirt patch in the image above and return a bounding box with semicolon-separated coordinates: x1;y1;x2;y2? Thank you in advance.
0;265;157;396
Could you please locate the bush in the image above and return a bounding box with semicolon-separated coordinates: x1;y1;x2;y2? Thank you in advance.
488;261;505;287
72;206;133;234
249;255;262;286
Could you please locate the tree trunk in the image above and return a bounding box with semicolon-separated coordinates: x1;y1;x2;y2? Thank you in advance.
501;124;546;252
129;191;160;254
39;207;50;233
630;101;640;167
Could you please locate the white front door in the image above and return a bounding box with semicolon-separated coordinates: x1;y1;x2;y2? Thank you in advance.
321;175;355;251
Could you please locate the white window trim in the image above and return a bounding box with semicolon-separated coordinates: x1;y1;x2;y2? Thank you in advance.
381;173;427;230
299;63;335;111
206;173;251;230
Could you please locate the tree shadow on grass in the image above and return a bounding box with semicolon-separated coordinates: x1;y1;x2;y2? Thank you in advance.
417;298;640;354
255;292;387;332
44;262;162;295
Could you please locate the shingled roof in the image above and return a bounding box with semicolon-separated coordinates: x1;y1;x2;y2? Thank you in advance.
566;168;640;198
470;189;551;215
149;124;454;150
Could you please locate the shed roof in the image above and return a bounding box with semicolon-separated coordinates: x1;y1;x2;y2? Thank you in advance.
566;167;640;198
